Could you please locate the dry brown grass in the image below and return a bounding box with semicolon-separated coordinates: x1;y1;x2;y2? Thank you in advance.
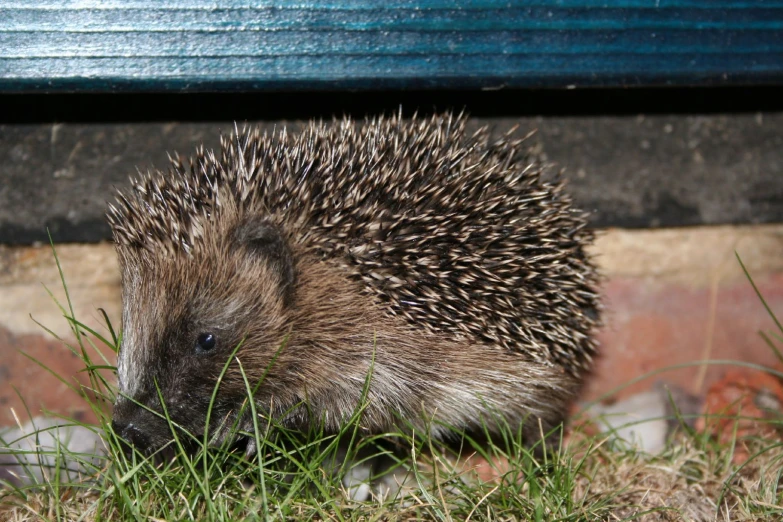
572;437;783;522
1;432;781;522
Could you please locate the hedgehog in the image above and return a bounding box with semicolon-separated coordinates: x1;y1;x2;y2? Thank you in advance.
108;112;600;457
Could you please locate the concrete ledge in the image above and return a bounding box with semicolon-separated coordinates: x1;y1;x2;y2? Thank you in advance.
0;243;119;338
1;112;782;243
591;224;783;286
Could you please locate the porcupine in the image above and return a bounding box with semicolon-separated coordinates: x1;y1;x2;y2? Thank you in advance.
108;113;600;460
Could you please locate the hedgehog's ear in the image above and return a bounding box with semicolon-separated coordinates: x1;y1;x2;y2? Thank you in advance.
234;216;296;306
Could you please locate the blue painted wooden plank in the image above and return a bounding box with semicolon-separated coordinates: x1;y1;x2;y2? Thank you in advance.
4;6;783;32
5;54;781;84
4;30;782;58
5;5;782;37
1;1;781;92
5;1;783;8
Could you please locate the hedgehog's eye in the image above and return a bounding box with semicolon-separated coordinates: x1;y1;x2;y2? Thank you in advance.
195;333;217;354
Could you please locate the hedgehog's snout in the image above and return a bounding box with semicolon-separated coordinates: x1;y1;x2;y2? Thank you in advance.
111;418;151;452
111;398;169;455
111;416;183;464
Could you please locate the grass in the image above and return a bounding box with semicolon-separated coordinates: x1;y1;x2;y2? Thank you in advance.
0;246;782;521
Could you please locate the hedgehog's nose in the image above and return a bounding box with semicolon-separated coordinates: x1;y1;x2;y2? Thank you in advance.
111;419;151;452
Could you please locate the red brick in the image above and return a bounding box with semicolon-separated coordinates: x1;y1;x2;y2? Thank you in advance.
0;325;114;426
583;274;783;401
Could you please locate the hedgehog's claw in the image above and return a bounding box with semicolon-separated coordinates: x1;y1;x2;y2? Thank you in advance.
243;437;257;458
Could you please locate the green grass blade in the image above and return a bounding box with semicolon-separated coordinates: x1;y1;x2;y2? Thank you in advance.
47;232;85;353
736;252;783;336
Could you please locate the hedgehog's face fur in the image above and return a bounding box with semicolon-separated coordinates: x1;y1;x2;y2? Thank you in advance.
111;216;296;453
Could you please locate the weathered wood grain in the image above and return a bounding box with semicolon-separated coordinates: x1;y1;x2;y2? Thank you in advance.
1;1;782;91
